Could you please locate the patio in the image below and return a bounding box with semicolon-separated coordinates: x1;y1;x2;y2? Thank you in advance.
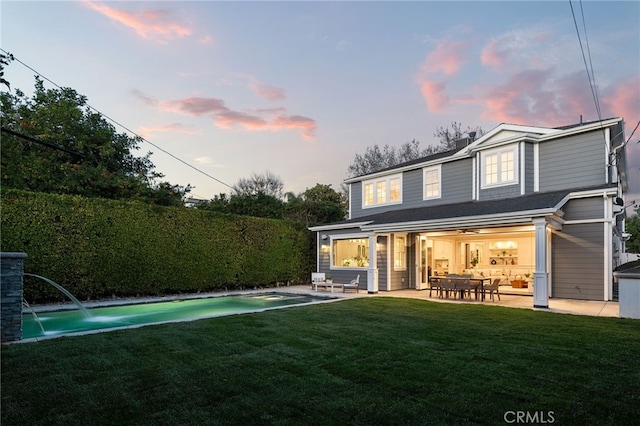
283;284;620;318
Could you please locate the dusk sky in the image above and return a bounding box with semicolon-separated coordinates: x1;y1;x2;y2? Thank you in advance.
2;1;639;204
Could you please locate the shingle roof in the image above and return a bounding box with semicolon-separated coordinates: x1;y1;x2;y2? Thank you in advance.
322;185;616;229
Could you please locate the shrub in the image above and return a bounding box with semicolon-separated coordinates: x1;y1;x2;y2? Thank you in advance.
1;190;313;302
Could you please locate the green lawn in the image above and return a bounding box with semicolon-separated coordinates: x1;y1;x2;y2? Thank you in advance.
2;297;639;425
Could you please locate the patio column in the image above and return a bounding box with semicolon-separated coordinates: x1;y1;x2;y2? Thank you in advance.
367;234;378;294
533;218;549;308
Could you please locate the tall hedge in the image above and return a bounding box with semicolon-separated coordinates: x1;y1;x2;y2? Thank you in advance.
1;189;314;302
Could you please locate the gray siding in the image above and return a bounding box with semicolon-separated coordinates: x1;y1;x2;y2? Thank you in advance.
479;183;520;200
539;130;606;191
561;198;604;221
443;159;473;204
350;158;473;219
525;143;534;193
377;236;389;291
552;223;604;300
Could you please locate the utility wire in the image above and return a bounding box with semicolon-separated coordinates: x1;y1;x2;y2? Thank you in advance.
0;48;233;191
1;126;86;158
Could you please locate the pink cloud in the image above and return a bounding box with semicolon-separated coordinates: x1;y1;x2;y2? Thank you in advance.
130;89;158;107
84;1;192;42
253;83;286;102
602;76;640;124
133;90;316;140
419;80;450;112
160;97;228;116
479;69;640;127
480;69;557;125
241;74;287;101
139;123;199;137
420;40;469;76
215;111;269;129
481;39;507;67
271;115;317;141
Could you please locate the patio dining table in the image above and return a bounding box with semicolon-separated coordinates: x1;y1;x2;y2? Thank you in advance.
429;276;492;300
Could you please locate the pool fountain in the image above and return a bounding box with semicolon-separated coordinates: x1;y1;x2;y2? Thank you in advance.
24;273;90;318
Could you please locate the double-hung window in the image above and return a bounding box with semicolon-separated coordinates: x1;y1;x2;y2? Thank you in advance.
481;146;518;187
394;234;407;270
423;165;441;199
362;174;402;208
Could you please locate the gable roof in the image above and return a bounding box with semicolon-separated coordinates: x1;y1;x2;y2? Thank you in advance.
344;118;624;184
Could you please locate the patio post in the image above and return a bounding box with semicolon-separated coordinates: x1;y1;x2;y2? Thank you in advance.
533;219;549;308
367;234;378;293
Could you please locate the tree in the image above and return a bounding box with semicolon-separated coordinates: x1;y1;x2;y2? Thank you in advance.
1;52;13;90
0;77;188;205
433;121;485;151
284;184;346;225
626;215;640;253
347;123;485;177
233;171;284;199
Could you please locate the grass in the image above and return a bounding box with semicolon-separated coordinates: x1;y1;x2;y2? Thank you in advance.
2;297;640;425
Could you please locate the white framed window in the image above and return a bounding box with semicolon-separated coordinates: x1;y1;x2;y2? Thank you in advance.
364;183;374;206
331;237;370;268
394;234;407;270
481;145;518;188
362;174;402;208
423;165;441;199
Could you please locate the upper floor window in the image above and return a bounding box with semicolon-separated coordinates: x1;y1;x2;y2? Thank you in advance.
423;165;441;199
363;174;402;208
482;146;518;188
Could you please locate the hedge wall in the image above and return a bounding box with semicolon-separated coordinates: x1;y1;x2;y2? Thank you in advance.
1;189;314;303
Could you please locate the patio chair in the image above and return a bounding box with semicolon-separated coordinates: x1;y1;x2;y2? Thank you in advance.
311;273;325;290
429;277;442;297
343;275;360;293
482;278;501;301
439;278;456;299
455;279;473;300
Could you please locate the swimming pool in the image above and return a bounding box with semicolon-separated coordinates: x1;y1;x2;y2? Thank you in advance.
22;292;327;340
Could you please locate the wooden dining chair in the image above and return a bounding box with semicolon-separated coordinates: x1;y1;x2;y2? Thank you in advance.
456;279;473;300
439;278;456;299
483;278;502;301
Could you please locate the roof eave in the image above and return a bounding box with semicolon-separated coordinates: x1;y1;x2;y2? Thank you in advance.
360;208;562;233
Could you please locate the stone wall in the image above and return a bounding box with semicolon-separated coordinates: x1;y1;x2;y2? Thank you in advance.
1;252;27;343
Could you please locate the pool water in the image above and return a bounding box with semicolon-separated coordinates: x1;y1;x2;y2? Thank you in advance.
22;293;323;340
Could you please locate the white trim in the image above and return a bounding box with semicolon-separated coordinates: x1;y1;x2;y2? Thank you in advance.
329;233;371;270
472;156;477;200
604;196;613;301
604;127;611;184
533;143;539;192
423;164;442;200
520;142;526;195
480;143;520;189
309;221;372;232
393;233;408;271
362;173;403;209
348;183;352;220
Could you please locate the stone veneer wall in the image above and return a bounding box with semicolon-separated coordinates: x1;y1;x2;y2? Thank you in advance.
1;252;27;343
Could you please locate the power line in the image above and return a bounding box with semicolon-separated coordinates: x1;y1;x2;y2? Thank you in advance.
572;0;603;122
0;48;233;191
1;126;86;159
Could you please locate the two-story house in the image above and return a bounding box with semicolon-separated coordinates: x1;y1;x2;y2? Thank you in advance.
310;117;629;306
